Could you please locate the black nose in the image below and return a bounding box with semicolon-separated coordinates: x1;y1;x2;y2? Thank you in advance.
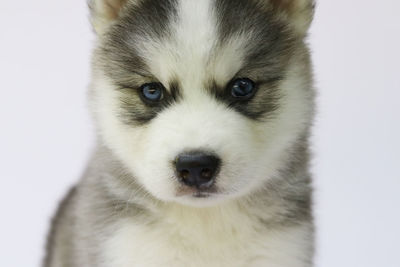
175;152;221;189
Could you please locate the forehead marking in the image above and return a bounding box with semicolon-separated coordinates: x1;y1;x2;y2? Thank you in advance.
143;0;215;86
137;0;246;93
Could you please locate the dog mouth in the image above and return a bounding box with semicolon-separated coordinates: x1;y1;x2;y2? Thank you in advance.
192;191;213;198
175;186;218;198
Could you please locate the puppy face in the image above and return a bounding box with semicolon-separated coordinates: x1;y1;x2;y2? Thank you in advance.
89;0;314;206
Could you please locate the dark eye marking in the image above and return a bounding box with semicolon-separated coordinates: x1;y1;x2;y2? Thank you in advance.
140;82;165;104
210;75;283;120
116;80;182;125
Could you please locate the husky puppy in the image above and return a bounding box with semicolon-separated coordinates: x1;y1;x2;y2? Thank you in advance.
45;0;316;266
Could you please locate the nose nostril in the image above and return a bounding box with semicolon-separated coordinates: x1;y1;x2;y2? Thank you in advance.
179;169;190;180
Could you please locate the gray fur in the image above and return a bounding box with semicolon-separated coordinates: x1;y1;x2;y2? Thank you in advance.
45;142;314;266
45;0;316;266
98;0;297;122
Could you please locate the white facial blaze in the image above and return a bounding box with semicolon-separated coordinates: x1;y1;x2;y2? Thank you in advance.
134;0;211;88
136;0;246;92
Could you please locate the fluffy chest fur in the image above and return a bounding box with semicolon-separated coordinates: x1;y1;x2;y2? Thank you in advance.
103;205;312;267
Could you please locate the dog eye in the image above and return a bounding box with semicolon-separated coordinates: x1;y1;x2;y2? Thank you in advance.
140;83;164;102
230;78;256;98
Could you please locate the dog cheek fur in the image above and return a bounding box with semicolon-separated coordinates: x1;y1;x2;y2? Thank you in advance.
90;73;257;202
89;39;313;205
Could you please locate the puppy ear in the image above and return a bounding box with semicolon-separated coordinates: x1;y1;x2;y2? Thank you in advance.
269;0;315;36
88;0;130;34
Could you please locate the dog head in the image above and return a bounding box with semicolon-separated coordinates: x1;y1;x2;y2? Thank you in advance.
89;0;315;206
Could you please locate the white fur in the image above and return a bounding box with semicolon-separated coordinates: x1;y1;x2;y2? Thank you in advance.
86;0;315;266
103;204;313;267
91;0;312;207
45;1;314;266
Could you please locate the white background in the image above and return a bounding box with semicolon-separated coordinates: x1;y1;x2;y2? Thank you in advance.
0;1;399;266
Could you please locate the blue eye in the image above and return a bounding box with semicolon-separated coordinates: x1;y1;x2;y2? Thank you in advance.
231;78;256;98
141;83;164;102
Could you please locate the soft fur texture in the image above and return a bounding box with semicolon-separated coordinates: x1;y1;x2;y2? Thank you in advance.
45;0;316;266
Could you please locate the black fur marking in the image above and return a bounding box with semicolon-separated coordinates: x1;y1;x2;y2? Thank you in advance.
169;80;181;102
98;0;180;124
214;0;296;120
117;79;182;124
209;76;283;120
98;0;298;122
